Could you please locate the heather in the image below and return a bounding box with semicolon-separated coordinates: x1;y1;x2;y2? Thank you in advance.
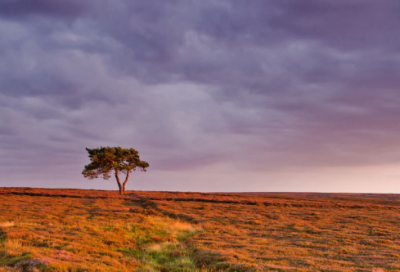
0;188;399;271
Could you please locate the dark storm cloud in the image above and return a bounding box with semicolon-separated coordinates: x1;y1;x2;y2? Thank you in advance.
271;0;400;51
1;0;400;190
0;0;88;19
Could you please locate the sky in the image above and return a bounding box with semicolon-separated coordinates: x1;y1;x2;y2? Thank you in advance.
1;0;400;193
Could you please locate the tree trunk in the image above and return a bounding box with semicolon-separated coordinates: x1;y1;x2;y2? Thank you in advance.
122;171;130;194
115;169;123;195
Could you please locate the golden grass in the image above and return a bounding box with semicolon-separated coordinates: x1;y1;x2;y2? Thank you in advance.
0;187;400;271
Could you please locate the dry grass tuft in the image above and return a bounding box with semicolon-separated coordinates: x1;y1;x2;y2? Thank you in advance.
4;239;22;250
0;221;14;228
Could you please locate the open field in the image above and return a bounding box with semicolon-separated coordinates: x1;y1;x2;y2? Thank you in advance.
1;188;400;271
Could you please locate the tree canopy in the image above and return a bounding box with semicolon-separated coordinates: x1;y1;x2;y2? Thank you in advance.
82;146;149;194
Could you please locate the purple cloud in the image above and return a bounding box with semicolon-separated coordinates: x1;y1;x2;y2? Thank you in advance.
1;0;400;192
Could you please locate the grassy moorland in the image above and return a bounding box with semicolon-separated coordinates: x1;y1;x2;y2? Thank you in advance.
0;188;400;271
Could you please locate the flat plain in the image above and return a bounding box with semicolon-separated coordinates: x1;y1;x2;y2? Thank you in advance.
0;187;400;271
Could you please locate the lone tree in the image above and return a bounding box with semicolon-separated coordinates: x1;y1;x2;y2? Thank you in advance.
82;146;149;194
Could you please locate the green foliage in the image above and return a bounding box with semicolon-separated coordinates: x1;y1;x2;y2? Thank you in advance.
82;146;149;180
117;216;201;271
82;146;149;193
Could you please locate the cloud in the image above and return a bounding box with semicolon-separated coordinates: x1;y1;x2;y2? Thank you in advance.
1;0;400;191
0;0;89;20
